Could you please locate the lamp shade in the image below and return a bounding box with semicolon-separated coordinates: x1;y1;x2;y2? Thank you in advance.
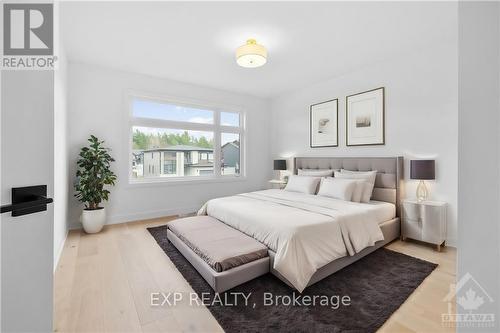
273;160;287;170
236;39;267;68
410;160;435;180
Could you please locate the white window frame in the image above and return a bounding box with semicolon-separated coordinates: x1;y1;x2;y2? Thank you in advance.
127;91;246;185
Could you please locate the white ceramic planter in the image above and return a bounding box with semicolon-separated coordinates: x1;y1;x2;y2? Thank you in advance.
81;208;106;234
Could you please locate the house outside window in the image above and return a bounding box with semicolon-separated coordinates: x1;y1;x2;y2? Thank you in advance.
129;94;244;183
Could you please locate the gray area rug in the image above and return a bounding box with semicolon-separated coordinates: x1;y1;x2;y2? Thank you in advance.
148;225;437;333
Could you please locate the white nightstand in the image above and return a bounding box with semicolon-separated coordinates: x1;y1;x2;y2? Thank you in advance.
268;179;287;189
401;199;447;251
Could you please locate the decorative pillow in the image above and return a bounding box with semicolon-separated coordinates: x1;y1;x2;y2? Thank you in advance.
297;169;334;177
317;178;358;201
284;176;321;195
336;170;378;203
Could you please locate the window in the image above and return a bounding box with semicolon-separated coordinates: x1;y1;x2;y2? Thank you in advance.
129;95;244;182
163;152;177;175
132;126;214;178
132;98;214;124
221;112;240;127
221;133;240;175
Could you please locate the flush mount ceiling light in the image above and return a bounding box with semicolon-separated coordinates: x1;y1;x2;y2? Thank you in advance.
236;39;267;68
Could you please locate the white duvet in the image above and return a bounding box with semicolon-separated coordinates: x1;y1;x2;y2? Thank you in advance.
198;189;386;292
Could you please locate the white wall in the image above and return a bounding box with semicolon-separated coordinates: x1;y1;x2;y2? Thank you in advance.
270;43;458;245
53;6;69;268
67;63;271;229
458;2;499;330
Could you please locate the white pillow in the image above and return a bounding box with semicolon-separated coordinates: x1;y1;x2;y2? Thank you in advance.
317;178;358;201
333;173;367;203
298;169;334;177
336;170;378;203
352;180;367;203
284;176;321;195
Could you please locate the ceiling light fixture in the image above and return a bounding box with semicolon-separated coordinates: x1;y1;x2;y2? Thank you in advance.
236;39;267;68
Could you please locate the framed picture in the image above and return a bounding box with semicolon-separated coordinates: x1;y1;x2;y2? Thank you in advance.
310;99;338;148
346;87;385;146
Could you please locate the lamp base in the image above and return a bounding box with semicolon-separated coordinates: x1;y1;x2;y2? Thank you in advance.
416;180;428;202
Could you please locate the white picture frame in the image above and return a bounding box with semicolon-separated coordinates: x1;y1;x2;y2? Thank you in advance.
346;87;385;146
310;99;338;148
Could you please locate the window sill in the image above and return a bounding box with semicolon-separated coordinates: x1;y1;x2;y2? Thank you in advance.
126;176;247;188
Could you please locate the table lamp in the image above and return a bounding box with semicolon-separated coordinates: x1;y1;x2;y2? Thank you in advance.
273;160;287;181
410;160;435;202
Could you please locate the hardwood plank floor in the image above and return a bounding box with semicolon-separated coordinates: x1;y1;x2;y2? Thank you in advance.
54;217;456;333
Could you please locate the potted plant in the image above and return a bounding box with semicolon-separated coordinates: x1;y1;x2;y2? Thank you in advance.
75;135;117;233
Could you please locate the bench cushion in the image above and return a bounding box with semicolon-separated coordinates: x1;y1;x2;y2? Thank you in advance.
168;216;268;272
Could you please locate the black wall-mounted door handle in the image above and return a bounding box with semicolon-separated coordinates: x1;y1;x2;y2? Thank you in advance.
0;185;53;217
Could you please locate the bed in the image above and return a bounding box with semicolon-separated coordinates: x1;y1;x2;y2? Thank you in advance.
199;156;404;292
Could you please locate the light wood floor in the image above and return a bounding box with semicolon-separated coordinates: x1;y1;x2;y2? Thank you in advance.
54;217;456;333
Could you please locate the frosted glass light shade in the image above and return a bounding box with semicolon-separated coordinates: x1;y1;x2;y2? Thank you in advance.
236;39;267;68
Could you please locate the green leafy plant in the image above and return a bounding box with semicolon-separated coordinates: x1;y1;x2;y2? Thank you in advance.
75;135;117;210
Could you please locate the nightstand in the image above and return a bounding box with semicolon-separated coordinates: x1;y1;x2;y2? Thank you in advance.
401;199;447;251
268;179;287;189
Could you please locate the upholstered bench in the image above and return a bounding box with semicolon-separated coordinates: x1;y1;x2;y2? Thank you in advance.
167;216;270;293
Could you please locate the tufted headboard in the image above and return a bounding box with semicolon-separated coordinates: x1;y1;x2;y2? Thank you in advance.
294;156;404;217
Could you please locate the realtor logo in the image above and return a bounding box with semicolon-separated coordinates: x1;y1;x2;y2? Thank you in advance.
442;273;495;328
3;3;53;55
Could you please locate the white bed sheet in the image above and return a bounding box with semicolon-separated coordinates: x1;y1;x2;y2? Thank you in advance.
198;189;390;292
362;200;396;225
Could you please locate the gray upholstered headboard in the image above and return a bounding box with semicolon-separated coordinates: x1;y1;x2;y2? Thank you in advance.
294;156;404;217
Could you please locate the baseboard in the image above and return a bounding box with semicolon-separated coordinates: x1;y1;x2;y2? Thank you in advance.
54;229;68;273
69;205;199;230
445;237;457;248
107;206;199;224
